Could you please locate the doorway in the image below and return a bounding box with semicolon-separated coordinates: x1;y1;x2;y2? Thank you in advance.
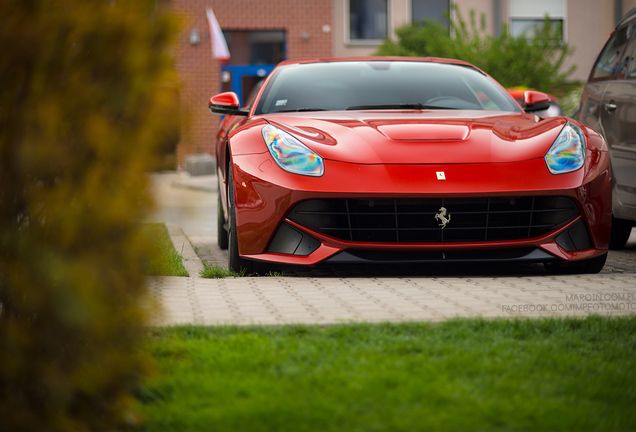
221;30;286;106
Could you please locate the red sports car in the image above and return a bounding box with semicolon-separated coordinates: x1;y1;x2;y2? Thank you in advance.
209;57;611;274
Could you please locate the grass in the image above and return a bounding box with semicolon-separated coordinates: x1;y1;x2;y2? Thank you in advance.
199;262;282;278
199;262;243;278
139;316;636;431
142;223;189;277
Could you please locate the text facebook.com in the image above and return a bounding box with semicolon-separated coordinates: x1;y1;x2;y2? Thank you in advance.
501;293;636;313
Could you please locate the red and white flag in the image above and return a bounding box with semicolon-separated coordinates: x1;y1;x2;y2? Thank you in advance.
206;7;230;63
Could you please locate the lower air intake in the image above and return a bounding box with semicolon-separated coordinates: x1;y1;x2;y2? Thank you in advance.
287;196;579;243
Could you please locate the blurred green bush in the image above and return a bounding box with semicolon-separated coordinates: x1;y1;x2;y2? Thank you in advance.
376;6;578;97
0;1;179;430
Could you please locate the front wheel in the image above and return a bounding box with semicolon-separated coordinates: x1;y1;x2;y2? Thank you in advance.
544;252;607;275
217;182;228;250
227;167;257;274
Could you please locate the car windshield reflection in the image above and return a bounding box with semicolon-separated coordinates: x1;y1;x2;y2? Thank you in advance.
254;60;521;115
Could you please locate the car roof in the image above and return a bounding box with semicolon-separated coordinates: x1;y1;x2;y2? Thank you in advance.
273;57;479;70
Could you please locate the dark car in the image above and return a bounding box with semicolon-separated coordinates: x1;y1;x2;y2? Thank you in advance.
575;7;636;248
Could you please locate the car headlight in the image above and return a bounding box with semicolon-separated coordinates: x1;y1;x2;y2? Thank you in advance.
262;124;324;176
544;122;586;174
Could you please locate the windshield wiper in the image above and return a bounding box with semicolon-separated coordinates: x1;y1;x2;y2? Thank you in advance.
275;108;327;112
346;103;458;110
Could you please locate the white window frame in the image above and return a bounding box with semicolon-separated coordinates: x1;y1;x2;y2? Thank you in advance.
508;0;567;42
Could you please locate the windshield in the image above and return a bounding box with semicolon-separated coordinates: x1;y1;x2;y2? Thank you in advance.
254;61;522;115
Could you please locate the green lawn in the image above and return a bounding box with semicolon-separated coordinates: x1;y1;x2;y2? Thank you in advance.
139;316;636;431
142;223;189;277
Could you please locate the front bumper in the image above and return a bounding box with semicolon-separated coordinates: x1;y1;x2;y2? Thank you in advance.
231;151;611;266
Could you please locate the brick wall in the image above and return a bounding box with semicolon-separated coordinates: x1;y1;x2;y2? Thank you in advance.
172;0;334;168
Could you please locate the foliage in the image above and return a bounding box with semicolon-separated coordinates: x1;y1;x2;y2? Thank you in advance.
142;317;636;431
376;6;577;96
560;82;586;117
0;1;178;431
144;224;189;277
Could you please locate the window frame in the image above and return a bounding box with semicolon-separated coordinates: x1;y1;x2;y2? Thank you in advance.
508;0;566;43
410;0;450;30
509;18;564;41
346;0;391;46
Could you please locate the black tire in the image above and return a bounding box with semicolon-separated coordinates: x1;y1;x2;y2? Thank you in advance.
544;252;607;275
609;216;633;250
227;168;257;274
217;182;228;250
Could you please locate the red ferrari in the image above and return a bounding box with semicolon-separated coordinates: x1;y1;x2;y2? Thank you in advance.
209;57;611;274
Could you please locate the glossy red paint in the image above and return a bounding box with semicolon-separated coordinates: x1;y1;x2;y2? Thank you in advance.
209;92;240;108
210;57;612;273
523;90;549;106
506;88;564;117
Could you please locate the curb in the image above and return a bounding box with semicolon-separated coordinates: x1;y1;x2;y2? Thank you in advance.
165;224;205;278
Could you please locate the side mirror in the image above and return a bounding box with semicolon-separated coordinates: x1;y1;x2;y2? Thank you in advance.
523;90;551;113
208;92;249;116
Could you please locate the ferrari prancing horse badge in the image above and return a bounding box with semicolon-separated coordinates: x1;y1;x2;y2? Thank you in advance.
435;207;451;229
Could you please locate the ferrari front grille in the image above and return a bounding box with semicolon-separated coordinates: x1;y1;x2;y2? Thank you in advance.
287;197;580;243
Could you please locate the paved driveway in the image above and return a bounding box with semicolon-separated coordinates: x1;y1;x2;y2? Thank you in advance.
146;173;636;326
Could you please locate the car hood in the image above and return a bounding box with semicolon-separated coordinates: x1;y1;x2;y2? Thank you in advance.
263;110;567;164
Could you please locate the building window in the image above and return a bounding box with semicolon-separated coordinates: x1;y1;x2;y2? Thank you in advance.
222;31;286;66
411;0;450;29
508;0;565;41
510;19;564;39
349;0;388;42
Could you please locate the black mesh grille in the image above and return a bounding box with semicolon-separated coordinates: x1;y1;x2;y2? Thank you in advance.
287;197;579;243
